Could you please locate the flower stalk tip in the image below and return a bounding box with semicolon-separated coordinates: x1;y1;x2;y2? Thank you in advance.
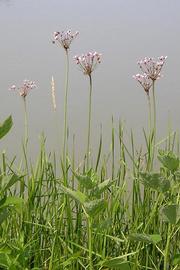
74;51;102;76
9;80;37;98
137;56;167;81
52;30;79;50
133;73;152;95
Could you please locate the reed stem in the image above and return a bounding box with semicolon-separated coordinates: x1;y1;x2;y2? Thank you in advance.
87;74;92;169
63;49;69;167
151;80;156;169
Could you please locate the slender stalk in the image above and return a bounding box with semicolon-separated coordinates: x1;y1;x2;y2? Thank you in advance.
111;116;115;179
88;217;93;270
23;97;28;149
61;51;73;247
20;97;29;201
164;224;172;270
143;193;162;233
152;80;156;134
87;74;92;169
146;93;152;171
83;206;93;270
22;97;29;177
147;93;152;133
63;49;69;167
151;80;156;169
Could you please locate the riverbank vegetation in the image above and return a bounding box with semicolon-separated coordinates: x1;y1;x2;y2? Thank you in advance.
0;30;179;270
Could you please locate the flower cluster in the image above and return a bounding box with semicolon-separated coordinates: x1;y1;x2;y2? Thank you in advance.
10;80;37;98
133;73;152;95
138;56;167;81
133;56;167;94
74;52;101;76
53;30;79;50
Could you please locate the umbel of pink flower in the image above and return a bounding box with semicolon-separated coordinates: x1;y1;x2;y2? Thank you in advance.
133;73;152;95
74;52;101;76
53;30;79;50
10;80;37;98
138;56;167;81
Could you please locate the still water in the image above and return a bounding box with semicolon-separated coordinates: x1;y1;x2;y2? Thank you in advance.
0;0;180;161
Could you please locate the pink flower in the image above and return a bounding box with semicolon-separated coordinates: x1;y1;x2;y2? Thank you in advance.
133;73;152;95
9;80;37;98
137;56;167;81
52;30;79;50
10;85;16;91
74;52;101;76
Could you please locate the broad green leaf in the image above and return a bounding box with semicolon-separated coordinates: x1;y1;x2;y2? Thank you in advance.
0;196;6;207
60;185;87;204
161;204;180;224
92;179;115;197
159;179;170;193
0;243;11;255
93;218;112;231
96;178;113;192
1;173;22;193
174;171;180;182
158;150;179;172
72;170;94;189
60;252;81;267
84;199;107;217
72;168;97;189
0;208;9;224
0;253;9;268
129;233;162;244
150;234;162;244
101;258;130;269
139;172;170;192
173;254;180;265
0;116;13;140
100;234;124;243
0;197;24;213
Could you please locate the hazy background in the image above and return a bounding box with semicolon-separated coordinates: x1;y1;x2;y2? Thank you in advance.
0;0;180;161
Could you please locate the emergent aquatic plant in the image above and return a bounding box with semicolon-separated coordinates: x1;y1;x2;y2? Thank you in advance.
74;51;101;169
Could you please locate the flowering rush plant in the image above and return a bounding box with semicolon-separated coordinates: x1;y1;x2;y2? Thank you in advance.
133;73;152;95
52;30;79;50
137;56;167;81
74;52;101;76
133;56;167;94
10;80;37;98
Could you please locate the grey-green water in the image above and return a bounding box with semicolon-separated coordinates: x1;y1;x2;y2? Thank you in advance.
0;0;180;159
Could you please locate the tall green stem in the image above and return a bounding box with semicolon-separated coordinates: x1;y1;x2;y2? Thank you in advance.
147;94;152;133
152;80;156;136
87;74;92;169
88;217;93;270
21;97;29;196
83;206;93;270
151;80;156;169
146;94;152;171
164;224;172;270
23;97;28;149
23;97;29;169
63;49;69;167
